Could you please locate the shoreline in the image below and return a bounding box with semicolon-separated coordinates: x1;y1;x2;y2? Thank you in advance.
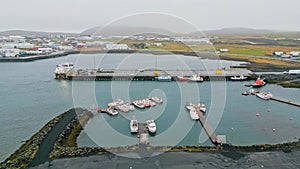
2;108;300;168
1;48;298;73
1;48;299;71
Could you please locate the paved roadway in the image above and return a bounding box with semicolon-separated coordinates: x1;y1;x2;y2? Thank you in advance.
32;150;300;169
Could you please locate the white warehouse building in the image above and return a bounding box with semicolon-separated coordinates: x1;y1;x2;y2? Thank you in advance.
0;49;20;57
105;44;130;50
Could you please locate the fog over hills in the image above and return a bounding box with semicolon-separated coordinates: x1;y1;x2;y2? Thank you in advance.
80;26;175;36
203;27;274;35
0;27;295;37
0;30;77;37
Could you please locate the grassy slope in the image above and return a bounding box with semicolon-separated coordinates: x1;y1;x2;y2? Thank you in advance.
215;44;300;56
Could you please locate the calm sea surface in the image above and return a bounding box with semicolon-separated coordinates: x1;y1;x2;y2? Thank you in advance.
0;53;299;161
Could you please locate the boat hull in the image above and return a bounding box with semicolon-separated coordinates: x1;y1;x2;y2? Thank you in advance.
252;83;266;88
256;93;272;100
155;77;172;82
230;77;247;81
130;120;138;133
177;76;188;82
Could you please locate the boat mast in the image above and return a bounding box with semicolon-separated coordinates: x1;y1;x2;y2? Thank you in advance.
93;55;96;69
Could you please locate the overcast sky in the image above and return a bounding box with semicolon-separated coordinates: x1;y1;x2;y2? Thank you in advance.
1;0;299;33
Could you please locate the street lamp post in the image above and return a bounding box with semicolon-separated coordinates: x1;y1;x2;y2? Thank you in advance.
231;127;234;145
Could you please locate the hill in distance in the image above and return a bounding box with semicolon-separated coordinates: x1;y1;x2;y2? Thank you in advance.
0;30;78;37
0;27;297;37
203;27;275;35
80;26;175;37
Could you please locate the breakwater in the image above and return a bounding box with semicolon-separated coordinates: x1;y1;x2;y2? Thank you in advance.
0;50;209;62
0;51;75;62
0;108;93;168
63;68;254;81
2;107;300;168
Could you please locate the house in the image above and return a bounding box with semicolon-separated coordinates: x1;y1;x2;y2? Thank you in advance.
38;48;53;53
0;49;20;57
273;51;284;56
288;70;300;75
173;37;210;43
290;51;300;57
105;44;130;50
280;54;291;58
219;49;229;53
152;43;163;47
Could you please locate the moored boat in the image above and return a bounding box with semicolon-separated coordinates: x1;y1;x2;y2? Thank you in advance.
198;103;206;113
189;108;199;120
252;78;266;88
130;117;138;133
185;102;194;110
188;74;204;82
186;102;206;118
242;91;250;96
256;92;273;100
177;76;189;82
116;105;130;113
132;100;145;109
108;99;124;107
126;104;135;111
230;75;247;81
150;97;163;104
54;62;74;79
249;89;259;95
186;102;206;113
107;108;118;116
155;75;172;82
146;120;156;134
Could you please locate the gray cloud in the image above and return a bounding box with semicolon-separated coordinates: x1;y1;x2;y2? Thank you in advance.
0;0;299;32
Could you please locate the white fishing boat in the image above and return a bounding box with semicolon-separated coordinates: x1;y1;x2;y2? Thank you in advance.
188;74;204;82
155;75;172;82
147;120;156;134
150;97;163;104
130;117;138;133
198;103;207;113
126;104;135;111
107;108;118;116
108;99;124;107
54;62;74;79
185;102;194;110
230;75;248;81
143;99;152;107
177;76;189;82
149;100;156;107
116;105;130;113
189;108;200;120
256;92;273;100
186;102;206;113
132;100;145;109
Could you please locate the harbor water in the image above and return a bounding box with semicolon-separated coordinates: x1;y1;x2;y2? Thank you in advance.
0;53;300;161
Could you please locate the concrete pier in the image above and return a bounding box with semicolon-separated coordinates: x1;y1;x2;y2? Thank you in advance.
64;68;252;81
270;97;300;107
137;123;149;145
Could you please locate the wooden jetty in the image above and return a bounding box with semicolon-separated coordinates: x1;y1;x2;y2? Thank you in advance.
196;110;219;145
137;122;149;145
270;97;300;107
187;104;220;145
249;93;300;107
